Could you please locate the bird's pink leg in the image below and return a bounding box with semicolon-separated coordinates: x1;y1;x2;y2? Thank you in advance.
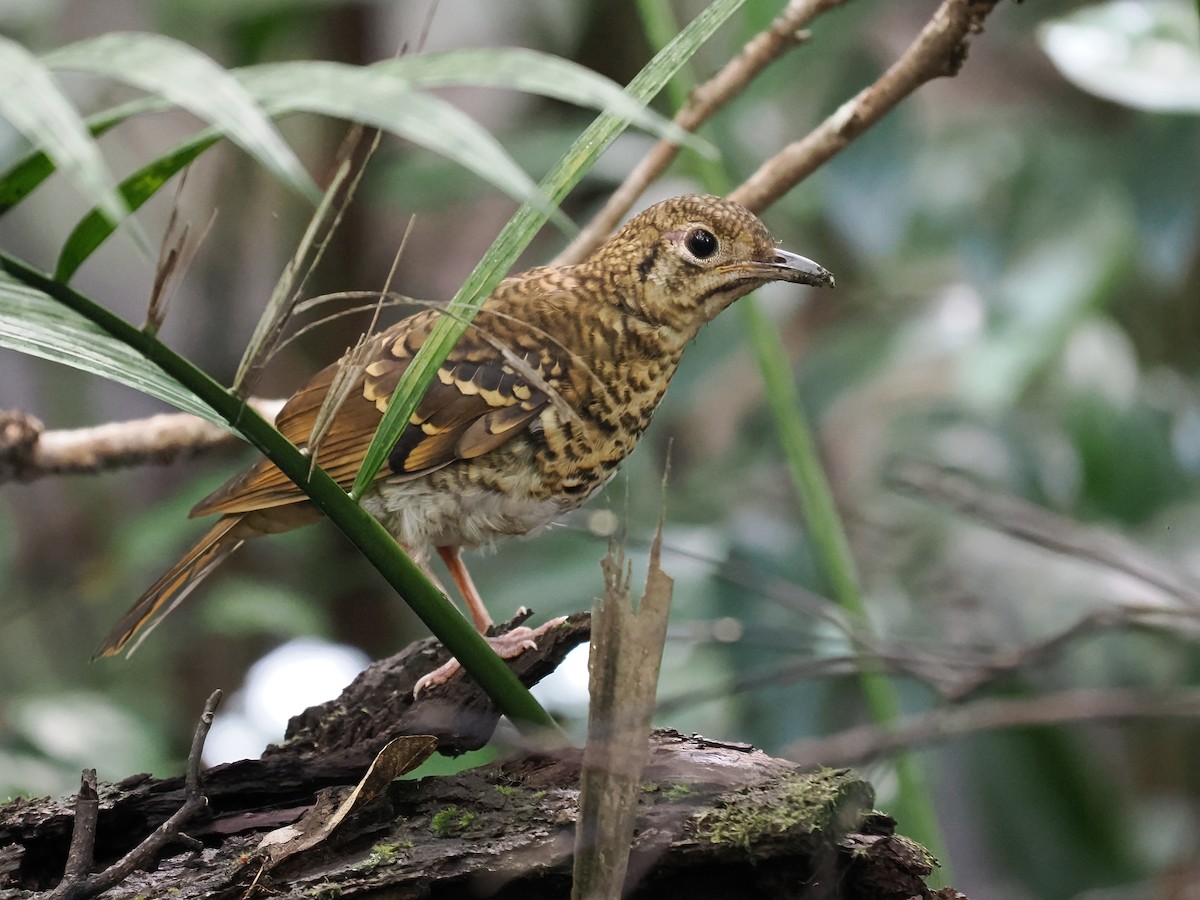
412;545;565;696
437;545;493;632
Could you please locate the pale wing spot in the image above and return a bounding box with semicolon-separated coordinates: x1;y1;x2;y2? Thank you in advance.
477;387;512;409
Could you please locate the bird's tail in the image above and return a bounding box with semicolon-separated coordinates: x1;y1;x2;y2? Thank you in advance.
93;515;246;659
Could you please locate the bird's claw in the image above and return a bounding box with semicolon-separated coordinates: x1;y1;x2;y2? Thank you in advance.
412;616;568;698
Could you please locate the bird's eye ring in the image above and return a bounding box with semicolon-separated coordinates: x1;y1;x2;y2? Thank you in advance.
685;228;718;260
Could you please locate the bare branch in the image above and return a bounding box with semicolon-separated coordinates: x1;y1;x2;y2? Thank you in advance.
47;691;222;900
889;458;1200;609
553;0;842;267
730;0;1002;213
59;770;99;883
0;401;285;484
783;688;1200;769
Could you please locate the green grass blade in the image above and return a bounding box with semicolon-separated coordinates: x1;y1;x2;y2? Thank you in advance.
55;134;218;282
56;61;578;278
352;0;745;498
375;48;710;153
742;301;946;864
638;0;947;867
0;109;130;216
0;35;128;229
239;62;560;222
43;32;320;205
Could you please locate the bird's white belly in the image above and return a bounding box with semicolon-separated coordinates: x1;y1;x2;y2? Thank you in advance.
361;480;566;555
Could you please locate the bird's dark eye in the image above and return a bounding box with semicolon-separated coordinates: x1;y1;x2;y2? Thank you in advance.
685;228;718;259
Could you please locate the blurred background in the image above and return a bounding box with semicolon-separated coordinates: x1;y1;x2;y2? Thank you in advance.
2;1;1199;897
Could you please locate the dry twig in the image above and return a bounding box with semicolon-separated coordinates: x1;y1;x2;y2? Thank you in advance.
783;687;1200;770
47;690;222;900
730;0;1003;213
574;464;675;899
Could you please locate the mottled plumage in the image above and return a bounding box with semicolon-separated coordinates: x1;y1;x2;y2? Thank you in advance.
97;195;833;682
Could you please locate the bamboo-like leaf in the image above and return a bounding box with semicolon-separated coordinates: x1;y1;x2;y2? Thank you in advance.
0;109;127;215
56;134;218;281
352;0;745;497
240;61;559;218
0;35;128;228
373;48;709;153
37;45;713;278
42;32;320;205
55;64;564;280
0;270;219;424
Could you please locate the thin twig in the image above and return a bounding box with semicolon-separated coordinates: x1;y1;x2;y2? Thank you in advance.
47;690;222;900
730;0;1002;213
783;687;1200;769
553;0;842;267
889;458;1200;608
59;770;99;882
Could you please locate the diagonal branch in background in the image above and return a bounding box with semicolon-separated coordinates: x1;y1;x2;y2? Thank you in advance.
783;687;1200;770
553;0;841;267
556;0;1004;267
889;458;1200;609
730;0;1004;213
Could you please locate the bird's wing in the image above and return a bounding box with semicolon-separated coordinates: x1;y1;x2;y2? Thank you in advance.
191;306;561;517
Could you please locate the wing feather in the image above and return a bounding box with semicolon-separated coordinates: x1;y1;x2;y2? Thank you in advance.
191;304;560;518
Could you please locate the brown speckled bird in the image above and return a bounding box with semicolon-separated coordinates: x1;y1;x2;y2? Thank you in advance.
96;194;833;687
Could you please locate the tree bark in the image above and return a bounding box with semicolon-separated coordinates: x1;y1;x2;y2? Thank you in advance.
0;613;959;899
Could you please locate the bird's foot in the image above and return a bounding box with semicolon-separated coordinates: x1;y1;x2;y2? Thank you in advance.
412;616;569;697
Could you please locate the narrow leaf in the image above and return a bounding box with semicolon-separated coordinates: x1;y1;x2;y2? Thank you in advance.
56;134;218;281
43;32;320;204
376;48;710;153
239;62;560;221
0;271;220;423
0;35;128;228
352;0;745;497
56;63;568;278
0;109;129;216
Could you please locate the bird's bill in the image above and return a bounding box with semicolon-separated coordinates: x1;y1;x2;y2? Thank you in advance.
766;248;835;288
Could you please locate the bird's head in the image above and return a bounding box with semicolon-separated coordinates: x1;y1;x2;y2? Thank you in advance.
588;194;833;337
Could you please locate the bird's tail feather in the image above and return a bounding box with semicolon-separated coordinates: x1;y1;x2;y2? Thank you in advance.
93;516;246;659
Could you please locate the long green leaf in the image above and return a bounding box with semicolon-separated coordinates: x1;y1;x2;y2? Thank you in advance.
35;46;713;278
0;271;218;423
56;135;218;281
42;32;319;205
240;62;558;216
373;49;709;153
0;110;127;215
352;0;745;498
55;64;564;280
0;35;128;228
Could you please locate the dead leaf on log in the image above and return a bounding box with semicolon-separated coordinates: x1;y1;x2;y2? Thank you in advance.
257;734;436;869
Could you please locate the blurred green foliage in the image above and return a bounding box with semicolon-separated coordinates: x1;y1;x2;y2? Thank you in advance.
2;1;1199;897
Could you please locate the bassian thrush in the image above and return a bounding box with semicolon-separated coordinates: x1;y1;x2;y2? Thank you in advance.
96;194;834;690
